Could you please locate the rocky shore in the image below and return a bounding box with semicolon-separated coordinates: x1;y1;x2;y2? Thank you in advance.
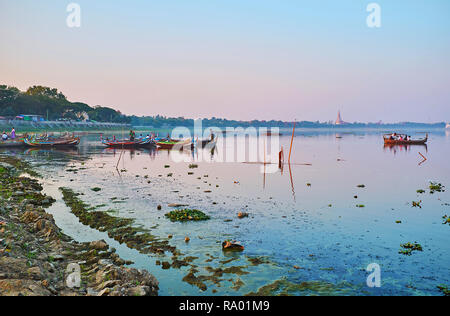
0;156;159;296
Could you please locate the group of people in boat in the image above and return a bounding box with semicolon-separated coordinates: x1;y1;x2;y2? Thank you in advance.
1;127;16;141
103;130;155;143
388;133;412;141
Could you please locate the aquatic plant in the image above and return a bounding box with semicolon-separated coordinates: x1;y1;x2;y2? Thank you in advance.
429;182;445;194
416;189;425;194
437;285;450;296
188;164;198;169
91;187;101;192
399;242;423;256
412;201;422;208
165;209;210;222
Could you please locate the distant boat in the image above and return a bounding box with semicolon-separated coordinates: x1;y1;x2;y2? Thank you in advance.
383;133;428;145
102;138;155;148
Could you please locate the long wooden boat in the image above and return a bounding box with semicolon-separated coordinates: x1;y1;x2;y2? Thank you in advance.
102;138;155;148
24;137;80;147
0;139;26;148
383;134;428;145
156;139;191;150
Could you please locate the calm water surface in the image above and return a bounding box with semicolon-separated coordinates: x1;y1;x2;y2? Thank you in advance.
2;129;449;296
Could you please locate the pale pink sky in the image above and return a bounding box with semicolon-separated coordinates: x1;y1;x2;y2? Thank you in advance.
1;0;449;123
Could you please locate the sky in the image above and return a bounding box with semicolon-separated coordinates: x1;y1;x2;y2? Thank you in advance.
0;0;449;123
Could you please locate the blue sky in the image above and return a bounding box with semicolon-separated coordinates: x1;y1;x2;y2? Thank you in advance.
1;0;449;122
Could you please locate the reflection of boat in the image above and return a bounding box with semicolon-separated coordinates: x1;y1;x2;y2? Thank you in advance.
102;138;155;148
0;139;26;148
384;143;427;152
156;139;191;150
24;137;80;147
383;134;428;145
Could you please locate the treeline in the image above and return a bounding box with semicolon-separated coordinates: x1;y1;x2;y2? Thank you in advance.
1;84;445;128
0;84;130;123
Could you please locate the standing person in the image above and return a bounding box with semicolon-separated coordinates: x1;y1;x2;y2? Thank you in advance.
10;127;16;139
129;130;135;141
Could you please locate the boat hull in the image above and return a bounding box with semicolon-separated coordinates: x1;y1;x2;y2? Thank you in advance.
157;139;191;150
0;139;26;148
24;137;80;147
102;138;155;148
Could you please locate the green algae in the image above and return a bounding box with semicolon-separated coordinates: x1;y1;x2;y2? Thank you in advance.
399;242;423;256
245;279;357;296
59;187;176;256
165;209;210;222
437;285;450;296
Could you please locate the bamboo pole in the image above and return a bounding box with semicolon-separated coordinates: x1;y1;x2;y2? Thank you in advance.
288;121;296;163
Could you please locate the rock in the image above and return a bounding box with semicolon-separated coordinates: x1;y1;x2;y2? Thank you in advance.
27;267;44;280
89;240;109;251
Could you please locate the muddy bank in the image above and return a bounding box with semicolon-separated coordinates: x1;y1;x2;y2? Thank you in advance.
0;156;158;296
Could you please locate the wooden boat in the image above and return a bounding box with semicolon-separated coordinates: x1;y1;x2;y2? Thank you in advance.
383;134;428;145
24;137;80;147
191;137;217;150
0;139;26;148
102;138;155;148
156;139;191;150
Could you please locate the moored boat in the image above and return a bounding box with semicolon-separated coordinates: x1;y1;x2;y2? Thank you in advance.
156;139;191;150
24;136;80;147
383;133;428;145
446;123;450;129
102;137;155;148
0;139;26;148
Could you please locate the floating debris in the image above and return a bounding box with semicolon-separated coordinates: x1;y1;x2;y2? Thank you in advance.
237;212;249;219
91;187;102;192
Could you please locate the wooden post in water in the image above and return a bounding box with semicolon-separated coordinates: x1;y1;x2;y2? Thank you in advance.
288;121;296;163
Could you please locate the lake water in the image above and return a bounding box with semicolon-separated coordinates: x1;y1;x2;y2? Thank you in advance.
2;128;449;296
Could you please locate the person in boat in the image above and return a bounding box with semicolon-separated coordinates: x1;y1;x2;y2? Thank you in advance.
10;127;16;139
1;131;8;141
210;129;215;141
